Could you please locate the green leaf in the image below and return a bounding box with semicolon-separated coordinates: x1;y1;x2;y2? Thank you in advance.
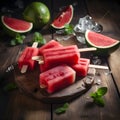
55;103;69;114
90;87;108;107
90;92;98;98
32;32;46;45
97;87;108;97
10;33;25;46
64;24;74;35
3;83;17;91
10;39;16;45
94;97;105;106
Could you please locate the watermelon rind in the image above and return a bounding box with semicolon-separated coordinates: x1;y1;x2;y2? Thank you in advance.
1;16;33;36
85;30;120;55
51;5;73;29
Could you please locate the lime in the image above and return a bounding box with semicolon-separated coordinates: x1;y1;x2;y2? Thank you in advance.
23;2;51;29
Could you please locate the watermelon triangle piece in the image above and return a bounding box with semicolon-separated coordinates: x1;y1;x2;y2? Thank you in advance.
85;30;120;55
51;5;73;29
1;16;33;33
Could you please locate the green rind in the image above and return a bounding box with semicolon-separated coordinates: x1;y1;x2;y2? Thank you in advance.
85;30;120;56
1;16;33;37
23;2;51;29
51;5;73;29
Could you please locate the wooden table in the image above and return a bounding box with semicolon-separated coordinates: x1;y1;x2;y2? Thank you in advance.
0;0;120;120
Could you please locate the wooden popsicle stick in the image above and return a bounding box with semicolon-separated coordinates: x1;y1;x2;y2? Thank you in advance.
78;47;97;52
89;64;109;70
40;84;47;89
21;65;28;73
20;42;38;73
32;42;39;48
37;58;108;70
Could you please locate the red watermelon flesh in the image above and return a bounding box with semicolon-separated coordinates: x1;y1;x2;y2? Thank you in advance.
18;47;39;70
71;58;90;77
39;40;63;72
39;65;76;93
39;40;63;55
51;5;73;29
2;16;33;32
41;45;80;72
85;30;120;48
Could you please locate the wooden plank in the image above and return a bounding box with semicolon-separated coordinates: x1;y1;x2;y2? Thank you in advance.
85;0;120;94
0;91;51;120
52;0;120;120
0;0;52;120
52;69;120;120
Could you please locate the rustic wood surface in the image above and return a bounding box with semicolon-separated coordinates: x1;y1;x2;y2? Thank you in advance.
0;0;120;120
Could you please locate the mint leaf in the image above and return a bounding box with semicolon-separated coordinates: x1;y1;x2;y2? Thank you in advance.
97;87;107;97
32;32;46;45
90;92;98;98
3;83;17;91
10;33;25;46
90;87;107;107
94;97;105;106
64;24;74;35
55;103;69;114
10;39;16;45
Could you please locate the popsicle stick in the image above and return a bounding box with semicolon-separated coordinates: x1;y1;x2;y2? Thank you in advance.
37;58;108;70
20;42;38;73
40;84;46;89
21;65;28;73
32;42;39;48
89;64;109;70
32;56;41;61
78;47;97;52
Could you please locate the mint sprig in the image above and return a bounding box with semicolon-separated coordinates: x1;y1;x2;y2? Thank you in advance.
64;24;74;35
3;83;17;92
90;87;108;106
10;33;25;46
55;103;69;114
32;32;46;45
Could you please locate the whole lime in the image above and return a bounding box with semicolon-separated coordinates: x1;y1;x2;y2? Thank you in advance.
23;2;51;29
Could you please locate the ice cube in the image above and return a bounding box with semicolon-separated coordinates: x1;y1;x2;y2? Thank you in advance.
74;15;103;44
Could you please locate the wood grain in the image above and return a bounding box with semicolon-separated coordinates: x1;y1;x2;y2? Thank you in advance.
0;0;120;120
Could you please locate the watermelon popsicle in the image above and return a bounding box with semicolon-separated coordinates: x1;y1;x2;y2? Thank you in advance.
71;58;90;77
39;65;76;93
71;58;109;77
39;40;63;55
39;45;80;70
39;45;97;72
18;42;39;73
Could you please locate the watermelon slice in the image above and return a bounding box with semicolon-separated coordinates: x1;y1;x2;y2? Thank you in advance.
85;30;120;55
1;16;33;36
51;5;73;29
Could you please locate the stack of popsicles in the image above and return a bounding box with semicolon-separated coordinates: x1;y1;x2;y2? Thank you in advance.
18;40;107;94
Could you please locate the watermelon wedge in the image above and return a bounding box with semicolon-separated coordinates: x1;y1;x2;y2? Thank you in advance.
1;16;33;36
85;30;120;55
51;5;73;29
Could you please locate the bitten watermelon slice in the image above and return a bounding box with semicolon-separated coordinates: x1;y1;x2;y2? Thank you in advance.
1;16;33;36
85;30;120;55
51;5;73;29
